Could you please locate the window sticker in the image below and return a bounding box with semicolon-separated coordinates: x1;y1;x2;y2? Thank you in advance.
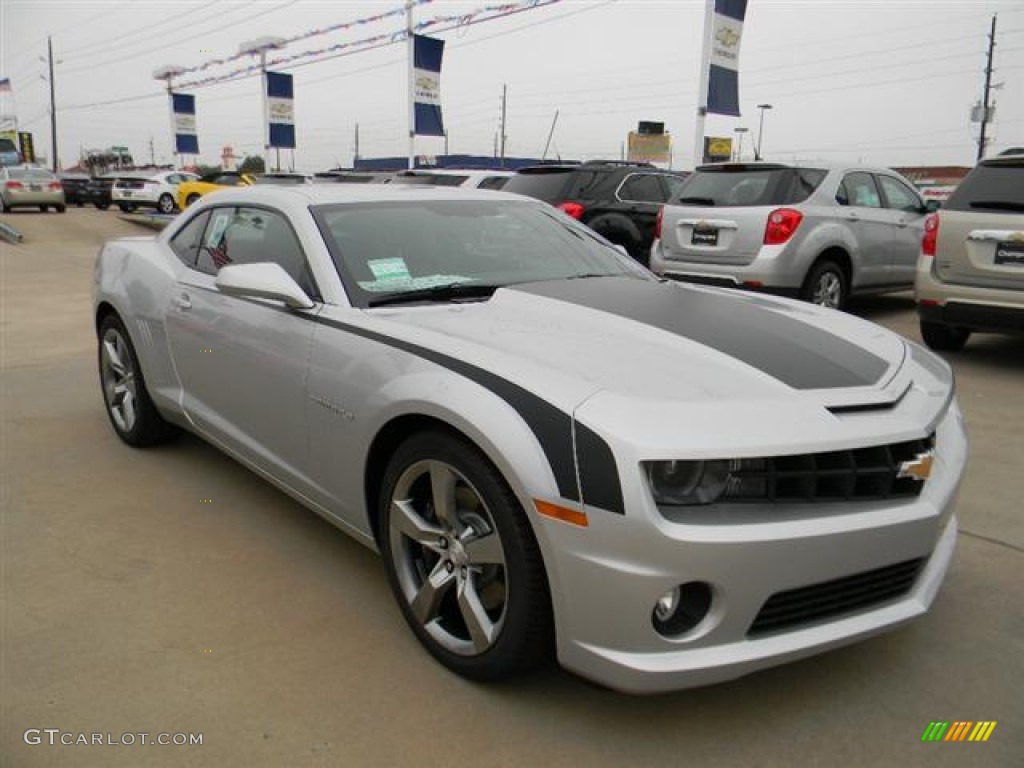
205;212;231;248
358;274;470;292
367;257;412;282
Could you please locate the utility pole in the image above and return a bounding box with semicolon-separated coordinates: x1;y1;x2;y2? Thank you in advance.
541;110;559;161
47;36;58;171
354;122;360;165
149;136;155;166
499;84;507;168
406;1;415;169
977;14;997;162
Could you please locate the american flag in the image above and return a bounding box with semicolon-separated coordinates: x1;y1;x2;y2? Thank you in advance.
0;78;12;94
208;239;232;268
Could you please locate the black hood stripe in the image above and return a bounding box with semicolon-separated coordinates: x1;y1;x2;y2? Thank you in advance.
510;277;889;390
309;314;625;515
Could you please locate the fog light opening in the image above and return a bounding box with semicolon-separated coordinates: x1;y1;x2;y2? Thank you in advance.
652;582;713;637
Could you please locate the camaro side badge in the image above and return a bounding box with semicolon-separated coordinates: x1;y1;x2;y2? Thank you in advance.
898;451;934;481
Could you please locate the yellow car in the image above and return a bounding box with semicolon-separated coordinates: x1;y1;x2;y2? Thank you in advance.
177;171;255;210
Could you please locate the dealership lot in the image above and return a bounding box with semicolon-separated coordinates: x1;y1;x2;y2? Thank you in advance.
2;209;1021;766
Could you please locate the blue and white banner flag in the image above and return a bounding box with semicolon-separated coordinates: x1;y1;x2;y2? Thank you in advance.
413;34;445;137
707;0;747;117
266;71;296;149
171;93;198;155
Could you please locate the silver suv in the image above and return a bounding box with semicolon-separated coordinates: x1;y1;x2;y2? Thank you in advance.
915;153;1024;350
650;162;936;309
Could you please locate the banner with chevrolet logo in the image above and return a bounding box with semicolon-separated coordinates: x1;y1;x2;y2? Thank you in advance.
707;0;747;117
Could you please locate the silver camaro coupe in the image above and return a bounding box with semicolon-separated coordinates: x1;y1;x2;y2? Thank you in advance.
93;185;966;693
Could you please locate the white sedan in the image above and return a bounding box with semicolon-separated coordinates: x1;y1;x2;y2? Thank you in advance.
92;184;966;693
111;170;198;214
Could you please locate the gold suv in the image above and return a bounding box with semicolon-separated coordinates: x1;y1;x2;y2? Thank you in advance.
915;153;1024;350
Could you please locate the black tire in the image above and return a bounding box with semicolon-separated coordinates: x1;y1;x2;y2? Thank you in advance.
39;205;48;212
185;193;201;208
379;430;554;682
98;314;178;447
95;202;111;211
920;320;970;351
801;258;848;310
56;204;67;213
117;203;137;213
1;199;10;213
156;193;176;215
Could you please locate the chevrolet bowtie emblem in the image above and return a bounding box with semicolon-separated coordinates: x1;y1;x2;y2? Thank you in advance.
898;451;934;481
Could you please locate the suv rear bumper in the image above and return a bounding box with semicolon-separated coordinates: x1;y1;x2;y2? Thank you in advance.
916;260;1024;333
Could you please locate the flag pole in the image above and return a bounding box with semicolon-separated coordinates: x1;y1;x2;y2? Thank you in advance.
407;1;415;170
692;0;715;169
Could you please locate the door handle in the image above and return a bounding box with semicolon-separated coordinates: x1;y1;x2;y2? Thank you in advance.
173;292;192;310
846;212;859;221
896;217;908;228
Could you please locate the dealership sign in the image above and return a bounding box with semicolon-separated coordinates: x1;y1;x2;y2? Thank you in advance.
266;71;295;149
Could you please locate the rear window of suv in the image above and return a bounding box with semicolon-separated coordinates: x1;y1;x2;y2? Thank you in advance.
943;159;1024;213
673;166;827;207
502;168;575;203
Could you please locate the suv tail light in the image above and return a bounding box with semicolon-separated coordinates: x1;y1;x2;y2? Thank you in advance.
921;213;939;257
49;181;62;191
655;205;664;240
763;208;803;245
5;181;23;190
557;201;585;220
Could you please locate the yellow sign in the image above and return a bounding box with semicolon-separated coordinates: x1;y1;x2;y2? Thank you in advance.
627;132;671;164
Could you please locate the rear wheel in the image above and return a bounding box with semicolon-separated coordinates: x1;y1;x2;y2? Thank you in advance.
56;204;66;213
98;314;178;447
920;320;970;351
1;199;10;213
801;259;848;310
156;193;176;214
379;431;553;682
39;205;48;212
117;203;137;213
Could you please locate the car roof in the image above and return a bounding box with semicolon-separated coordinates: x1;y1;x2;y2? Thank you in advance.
190;183;533;208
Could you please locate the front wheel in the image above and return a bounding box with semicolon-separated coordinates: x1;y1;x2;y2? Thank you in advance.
95;202;110;210
117;203;137;213
380;431;553;682
185;193;201;208
56;204;67;213
801;259;848;310
98;315;178;447
156;193;176;214
920;320;970;351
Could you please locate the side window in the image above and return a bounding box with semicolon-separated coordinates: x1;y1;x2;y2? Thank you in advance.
877;175;923;212
196;206;317;298
477;176;509;190
618;173;665;203
168;211;211;267
838;172;882;208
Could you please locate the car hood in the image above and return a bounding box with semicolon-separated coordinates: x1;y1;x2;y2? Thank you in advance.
366;277;908;411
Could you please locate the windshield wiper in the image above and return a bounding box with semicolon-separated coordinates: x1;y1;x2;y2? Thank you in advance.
366;282;504;308
675;196;716;206
967;200;1024;212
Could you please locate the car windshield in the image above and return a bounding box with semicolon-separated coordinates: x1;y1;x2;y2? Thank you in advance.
312;199;645;307
674;166;827;207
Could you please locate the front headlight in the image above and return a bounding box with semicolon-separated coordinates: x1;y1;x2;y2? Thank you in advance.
643;460;730;505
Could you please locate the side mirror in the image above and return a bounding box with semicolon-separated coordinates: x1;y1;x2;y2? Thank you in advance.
215;263;314;309
925;199;941;213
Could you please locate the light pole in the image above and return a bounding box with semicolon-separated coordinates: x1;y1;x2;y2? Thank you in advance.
755;103;773;161
733;127;749;162
239;36;287;172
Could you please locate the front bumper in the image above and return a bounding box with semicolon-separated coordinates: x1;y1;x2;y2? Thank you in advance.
541;402;966;694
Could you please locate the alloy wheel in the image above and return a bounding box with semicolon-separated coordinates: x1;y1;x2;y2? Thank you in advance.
812;271;842;309
100;327;138;433
388;459;508;656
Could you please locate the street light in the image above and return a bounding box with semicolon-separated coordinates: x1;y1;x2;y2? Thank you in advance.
755;103;773;161
733;126;749;162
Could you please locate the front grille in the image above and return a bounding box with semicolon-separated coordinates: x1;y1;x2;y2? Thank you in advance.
722;435;934;503
748;558;926;636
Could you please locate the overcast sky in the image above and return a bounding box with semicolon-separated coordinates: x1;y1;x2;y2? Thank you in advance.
1;0;1021;171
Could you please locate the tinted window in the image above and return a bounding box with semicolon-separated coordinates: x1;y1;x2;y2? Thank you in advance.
944;160;1024;213
477;176;509;190
675;167;826;206
502;169;574;202
0;138;17;152
169;211;211;267
196;207;316;296
618;173;665;203
877;175;923;212
838;172;882;208
313;200;642;307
